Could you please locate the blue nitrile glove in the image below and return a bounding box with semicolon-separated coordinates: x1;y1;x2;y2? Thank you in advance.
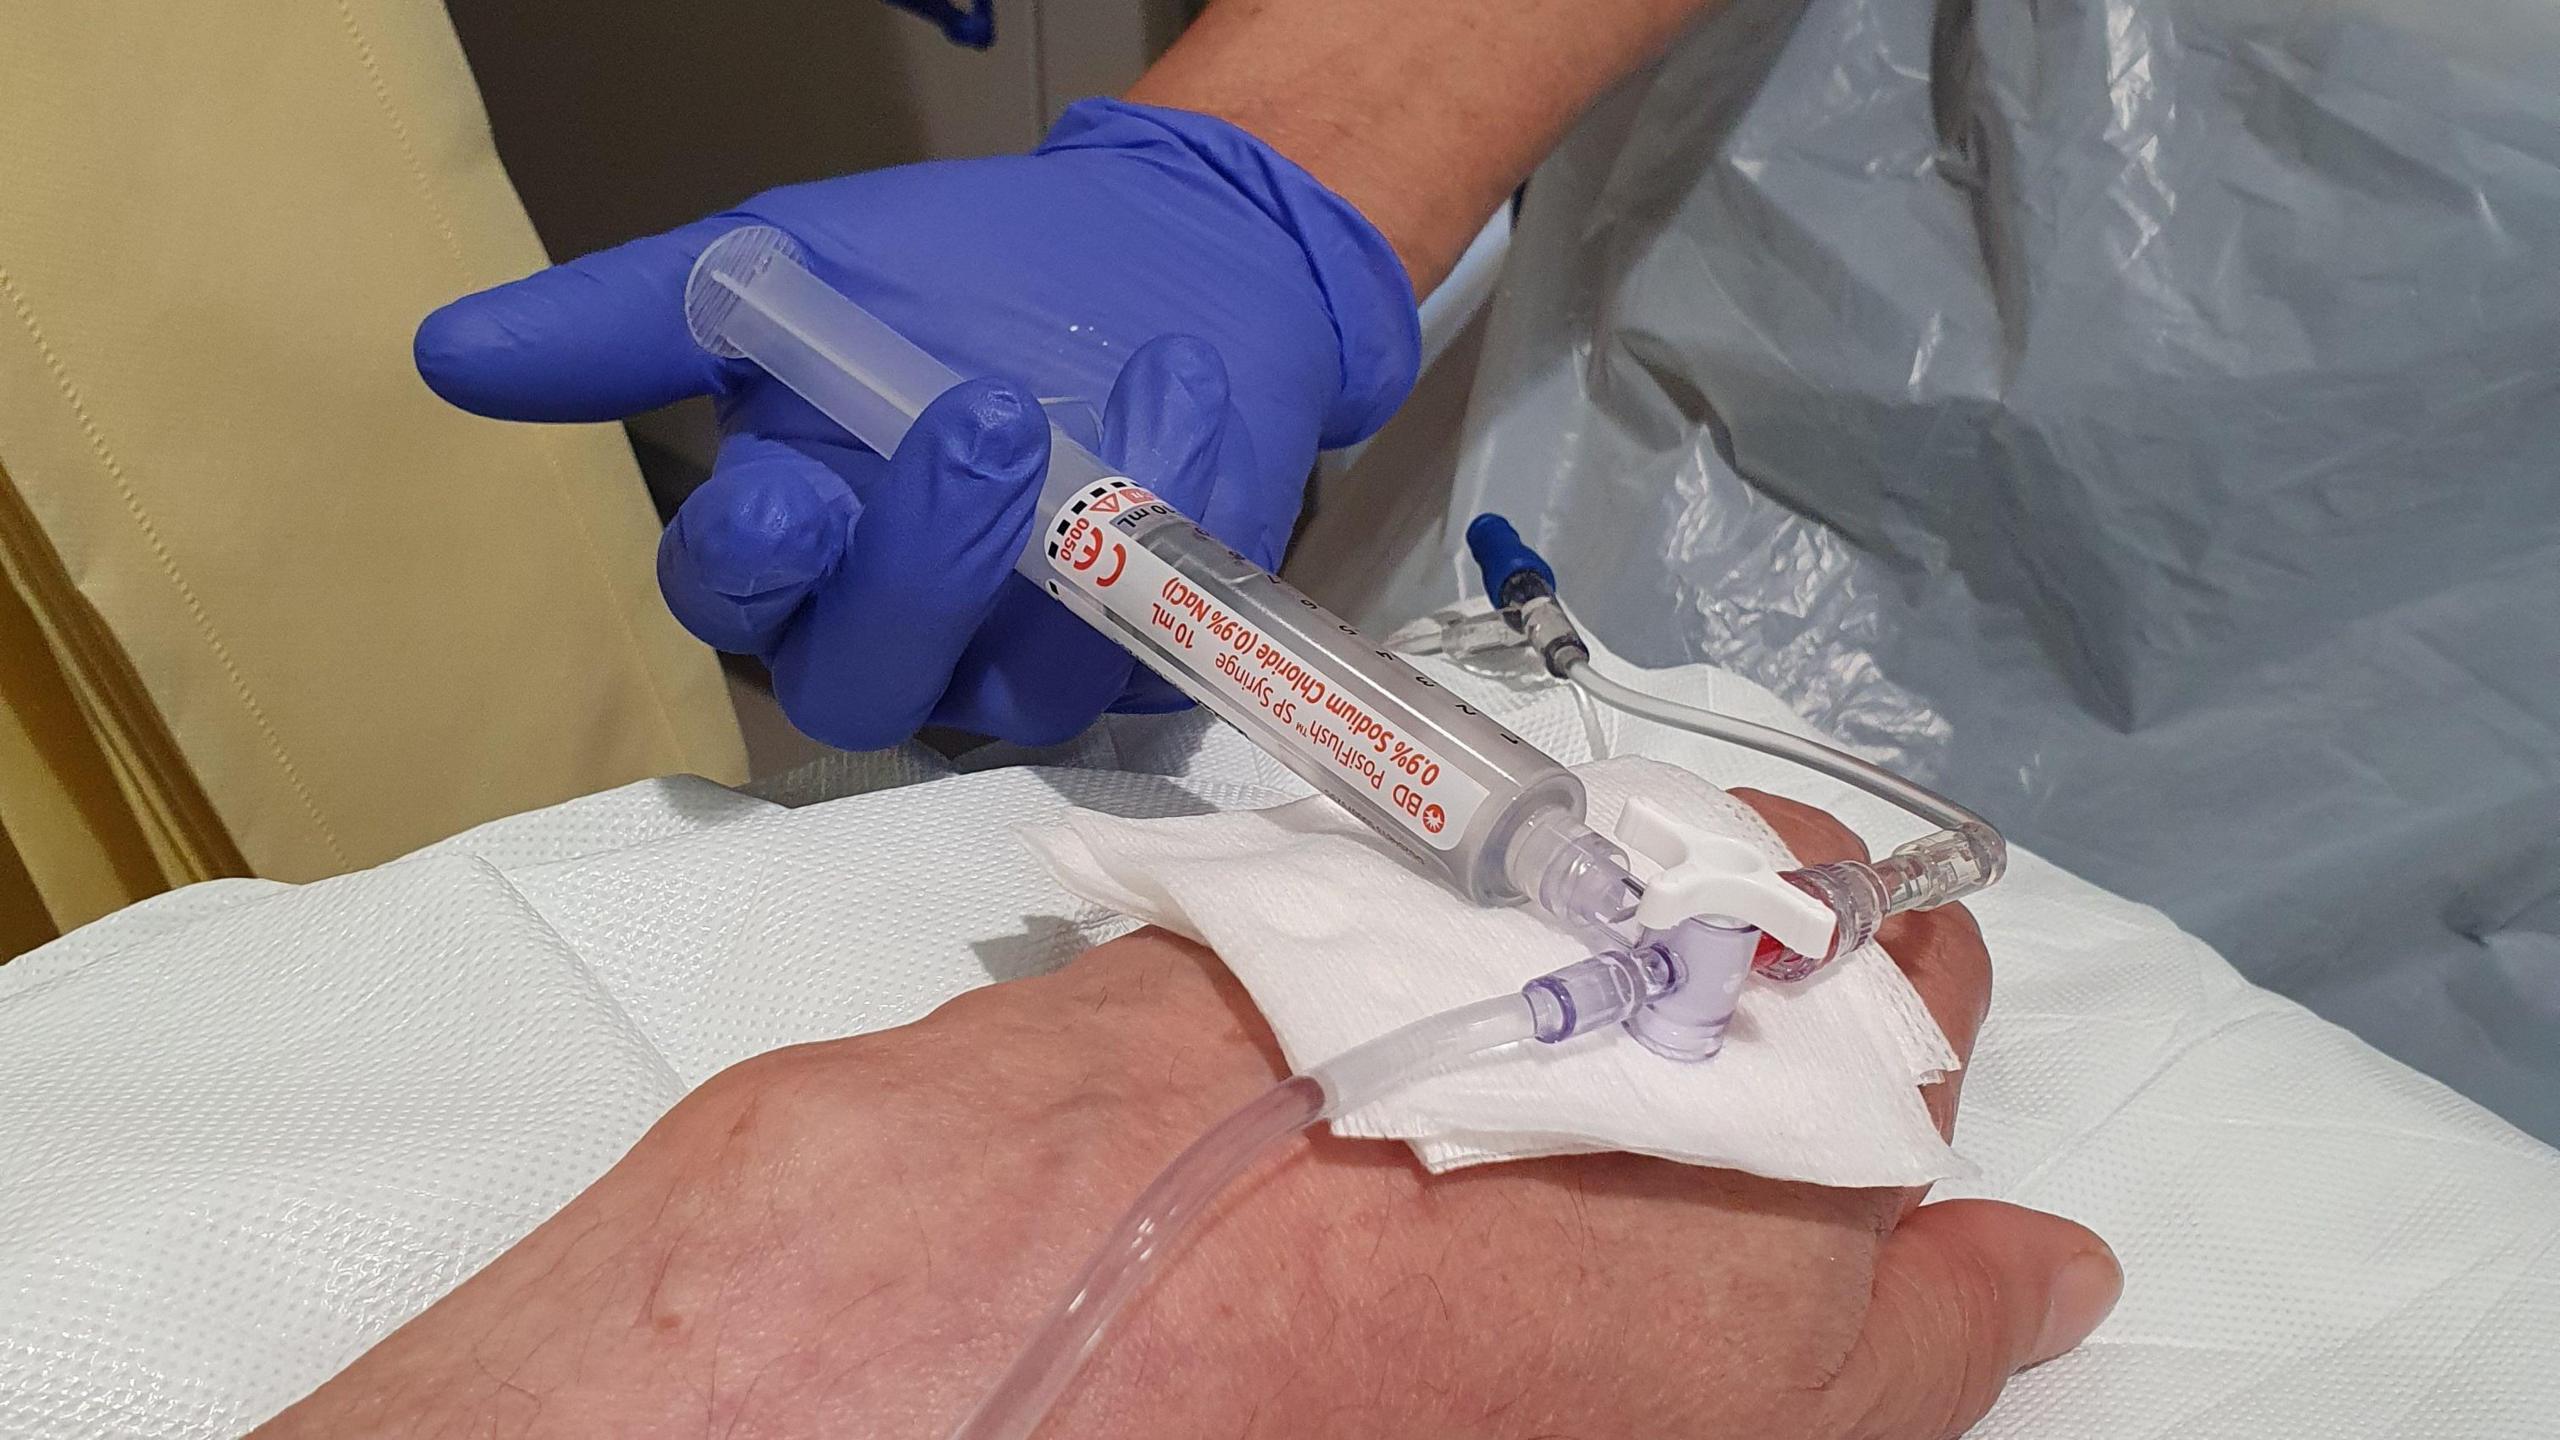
415;98;1421;749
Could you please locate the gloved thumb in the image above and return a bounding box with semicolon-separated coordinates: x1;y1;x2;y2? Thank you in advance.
1834;1199;2121;1437
929;334;1237;738
415;217;743;422
765;375;1050;751
1097;333;1241;715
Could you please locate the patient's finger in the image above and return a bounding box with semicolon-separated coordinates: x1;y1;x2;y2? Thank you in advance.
1728;787;1869;867
1730;789;1989;1058
1829;1199;2120;1438
1881;902;1992;1138
1728;788;1991;1143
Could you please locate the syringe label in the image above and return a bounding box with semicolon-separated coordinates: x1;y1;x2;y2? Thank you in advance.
1045;478;1489;851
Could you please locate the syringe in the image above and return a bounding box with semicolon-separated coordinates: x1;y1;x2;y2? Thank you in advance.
682;225;1641;934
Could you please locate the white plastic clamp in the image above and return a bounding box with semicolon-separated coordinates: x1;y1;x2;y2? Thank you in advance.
1615;797;1839;958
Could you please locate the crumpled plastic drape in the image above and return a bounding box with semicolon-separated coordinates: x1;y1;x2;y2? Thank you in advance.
1447;0;2560;1138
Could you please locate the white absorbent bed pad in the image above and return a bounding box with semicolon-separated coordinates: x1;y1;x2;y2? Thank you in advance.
3;650;2555;1438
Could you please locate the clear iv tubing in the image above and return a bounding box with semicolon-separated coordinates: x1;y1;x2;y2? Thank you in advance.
1557;655;2005;969
947;994;1537;1440
681;226;1640;932
1561;659;1993;851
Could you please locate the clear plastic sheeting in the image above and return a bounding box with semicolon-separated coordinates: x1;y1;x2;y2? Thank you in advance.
1444;0;2560;1138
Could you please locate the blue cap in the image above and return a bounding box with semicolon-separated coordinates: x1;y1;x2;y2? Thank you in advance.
883;0;994;48
1466;513;1556;606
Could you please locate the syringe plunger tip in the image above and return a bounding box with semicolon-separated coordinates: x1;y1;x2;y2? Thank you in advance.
683;225;809;358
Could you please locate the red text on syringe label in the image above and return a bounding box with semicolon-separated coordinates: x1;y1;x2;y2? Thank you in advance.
1044;478;1489;850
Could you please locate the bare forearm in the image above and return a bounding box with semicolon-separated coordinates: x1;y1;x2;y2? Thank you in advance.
1127;0;1715;293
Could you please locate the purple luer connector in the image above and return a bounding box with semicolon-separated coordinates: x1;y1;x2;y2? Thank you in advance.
1521;921;1760;1059
1524;948;1671;1043
1625;918;1759;1061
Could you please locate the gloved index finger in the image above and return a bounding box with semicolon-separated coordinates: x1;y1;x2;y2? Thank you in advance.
414;216;746;423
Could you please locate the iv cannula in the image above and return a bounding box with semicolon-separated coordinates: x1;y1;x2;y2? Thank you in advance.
681;226;1638;928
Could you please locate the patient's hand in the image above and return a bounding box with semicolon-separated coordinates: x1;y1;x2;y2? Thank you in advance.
255;791;2117;1440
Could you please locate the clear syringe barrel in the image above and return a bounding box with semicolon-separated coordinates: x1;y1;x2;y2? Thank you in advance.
681;226;1634;918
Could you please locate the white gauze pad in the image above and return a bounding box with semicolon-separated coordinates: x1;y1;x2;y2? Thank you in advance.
1024;755;1963;1183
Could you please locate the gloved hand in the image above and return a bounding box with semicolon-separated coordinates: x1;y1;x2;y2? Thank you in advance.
415;98;1420;750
